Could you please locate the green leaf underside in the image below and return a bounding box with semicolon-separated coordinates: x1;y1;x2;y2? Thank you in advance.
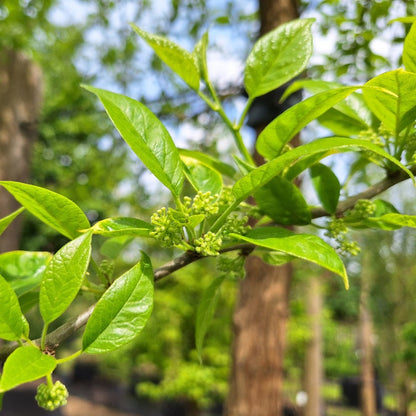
82;253;154;354
231;228;348;289
83;86;184;197
179;149;236;178
310;163;341;214
40;231;93;325
185;163;223;195
0;251;52;296
131;24;200;90
92;217;152;237
360;214;416;230
0;346;56;392
0;274;29;341
403;22;416;72
254;176;311;225
245;18;314;98
196;275;225;360
0;182;89;240
256;86;359;159
363;69;416;135
193;31;209;82
0;208;25;237
233;137;414;204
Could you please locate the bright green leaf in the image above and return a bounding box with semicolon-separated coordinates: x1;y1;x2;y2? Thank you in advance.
0;208;24;237
18;292;39;315
0;274;29;341
310;163;341;214
404;22;416;72
254;176;311;225
184;163;223;196
83;86;184;197
40;231;93;325
0;251;52;296
82;253;154;354
193;31;209;83
232;227;348;288
245;18;314;98
0;182;89;240
233;137;414;204
256;87;358;159
131;24;200;90
92;217;152;238
0;346;56;392
363;69;416;135
196;275;225;360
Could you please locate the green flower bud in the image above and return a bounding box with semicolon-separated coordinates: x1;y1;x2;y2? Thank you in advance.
194;232;222;256
35;381;68;411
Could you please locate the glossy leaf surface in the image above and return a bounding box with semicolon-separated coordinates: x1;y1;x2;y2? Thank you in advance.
40;231;92;325
0;274;29;341
0;346;56;392
256;87;358;159
310;163;341;214
82;253;153;354
132;24;200;90
0;208;24;237
0;182;89;240
92;217;152;238
0;251;52;296
232;227;348;288
84;86;184;197
245;18;314;98
254;176;311;225
403;22;416;72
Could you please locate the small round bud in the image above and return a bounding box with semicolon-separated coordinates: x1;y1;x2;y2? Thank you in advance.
35;381;69;411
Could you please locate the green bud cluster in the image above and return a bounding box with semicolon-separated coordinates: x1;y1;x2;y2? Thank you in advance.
220;214;250;237
35;381;68;411
188;191;219;216
194;232;223;256
347;199;376;219
357;128;383;146
217;187;235;209
150;207;183;247
325;217;360;256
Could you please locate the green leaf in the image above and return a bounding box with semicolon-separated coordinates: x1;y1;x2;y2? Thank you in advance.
82;253;154;354
232;227;348;289
244;18;314;98
254;176;311;225
131;24;200;90
83;86;184;197
195;275;225;360
18;292;39;315
0;251;52;296
92;217;152;238
193;31;209;83
310;163;340;214
0;182;90;240
233;137;414;204
0;274;29;341
179;148;236;178
363;69;416;135
184;163;223;196
260;251;295;266
0;346;56;392
364;213;416;230
0;207;24;236
99;236;133;259
40;231;93;325
403;22;416;72
256;87;358;159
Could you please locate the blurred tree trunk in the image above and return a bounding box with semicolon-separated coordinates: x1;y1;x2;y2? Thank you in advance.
359;252;377;416
226;1;299;415
302;276;324;416
0;50;43;252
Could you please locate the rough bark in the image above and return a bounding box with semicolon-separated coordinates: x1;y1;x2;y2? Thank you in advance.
226;2;299;415
0;50;43;252
302;276;323;416
359;252;377;416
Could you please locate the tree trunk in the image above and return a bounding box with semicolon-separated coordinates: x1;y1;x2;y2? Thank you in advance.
302;276;323;416
226;2;299;415
359;252;377;416
0;50;43;252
